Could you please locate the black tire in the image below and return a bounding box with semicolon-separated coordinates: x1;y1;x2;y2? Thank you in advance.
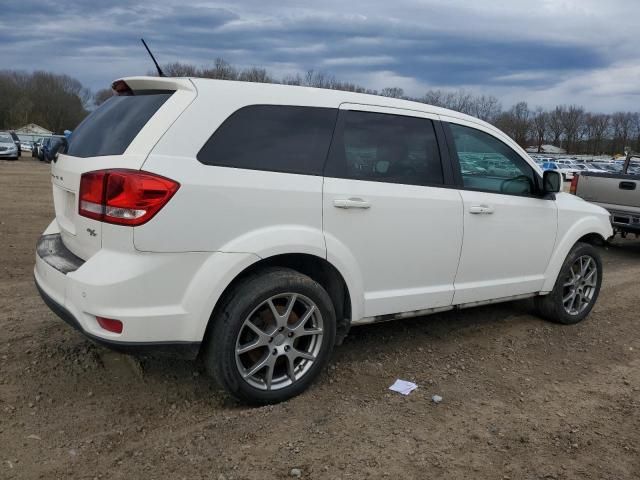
535;242;602;324
204;268;336;405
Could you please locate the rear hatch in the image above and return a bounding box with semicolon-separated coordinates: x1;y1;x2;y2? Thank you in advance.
51;77;196;260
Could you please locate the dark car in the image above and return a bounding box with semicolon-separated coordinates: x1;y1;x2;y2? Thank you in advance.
37;138;48;161
42;137;65;163
9;131;21;157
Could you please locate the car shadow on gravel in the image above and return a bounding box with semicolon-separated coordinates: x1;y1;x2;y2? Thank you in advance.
604;236;640;259
38;237;640;407
338;299;536;356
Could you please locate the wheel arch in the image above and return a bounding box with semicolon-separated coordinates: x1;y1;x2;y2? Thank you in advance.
202;253;355;347
541;218;610;292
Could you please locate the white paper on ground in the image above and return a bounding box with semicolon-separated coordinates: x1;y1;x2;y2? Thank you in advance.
389;379;418;395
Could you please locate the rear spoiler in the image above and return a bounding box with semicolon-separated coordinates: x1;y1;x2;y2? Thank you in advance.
113;76;197;94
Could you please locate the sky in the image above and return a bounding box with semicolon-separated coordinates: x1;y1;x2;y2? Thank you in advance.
2;0;640;112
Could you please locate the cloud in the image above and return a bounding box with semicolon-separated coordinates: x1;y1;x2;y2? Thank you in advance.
0;0;638;111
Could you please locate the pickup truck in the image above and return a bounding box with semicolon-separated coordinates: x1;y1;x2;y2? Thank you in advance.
571;154;640;237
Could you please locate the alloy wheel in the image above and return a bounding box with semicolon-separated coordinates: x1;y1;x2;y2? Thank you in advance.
235;293;324;391
562;255;598;315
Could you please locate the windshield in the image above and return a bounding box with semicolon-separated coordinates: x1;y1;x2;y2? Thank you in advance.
0;134;13;143
67;90;173;158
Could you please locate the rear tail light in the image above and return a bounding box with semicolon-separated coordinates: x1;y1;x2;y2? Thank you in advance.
569;175;579;195
96;316;123;334
79;169;179;226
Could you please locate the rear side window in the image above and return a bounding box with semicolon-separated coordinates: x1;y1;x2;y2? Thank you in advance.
197;105;337;175
324;110;444;186
67;91;173;158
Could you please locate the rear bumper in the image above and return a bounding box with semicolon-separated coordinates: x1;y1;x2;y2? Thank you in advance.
34;229;213;359
34;220;259;358
34;278;200;358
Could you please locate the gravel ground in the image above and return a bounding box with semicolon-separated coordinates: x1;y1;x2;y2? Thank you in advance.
1;157;639;479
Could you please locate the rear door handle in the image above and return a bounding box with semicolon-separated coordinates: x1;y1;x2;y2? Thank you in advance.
333;198;371;209
619;181;636;190
469;205;494;215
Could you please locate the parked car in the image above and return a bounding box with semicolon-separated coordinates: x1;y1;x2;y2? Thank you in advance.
541;161;575;181
574;163;607;174
36;138;49;161
20;141;33;152
554;159;581;179
0;132;19;160
32;139;42;159
41;136;65;163
571;154;640;237
592;162;622;173
8;131;21;157
35;77;613;404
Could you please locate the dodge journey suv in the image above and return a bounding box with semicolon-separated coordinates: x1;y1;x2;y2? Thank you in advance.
35;77;612;404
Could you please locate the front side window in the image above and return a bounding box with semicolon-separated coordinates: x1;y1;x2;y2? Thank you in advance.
324;110;444;186
449;123;536;195
197;105;337;175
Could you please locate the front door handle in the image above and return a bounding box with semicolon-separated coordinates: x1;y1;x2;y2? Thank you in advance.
469;205;494;215
333;198;371;209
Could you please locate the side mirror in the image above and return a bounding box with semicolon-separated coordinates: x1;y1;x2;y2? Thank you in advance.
543;170;562;194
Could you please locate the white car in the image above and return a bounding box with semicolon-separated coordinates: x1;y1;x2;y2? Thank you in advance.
574;163;607;174
0;133;19;160
35;77;612;404
554;160;581;180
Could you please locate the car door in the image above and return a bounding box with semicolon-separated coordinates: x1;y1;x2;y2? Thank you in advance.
442;119;558;305
322;104;463;319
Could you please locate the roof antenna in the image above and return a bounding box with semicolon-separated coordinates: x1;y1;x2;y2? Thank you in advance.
140;38;165;77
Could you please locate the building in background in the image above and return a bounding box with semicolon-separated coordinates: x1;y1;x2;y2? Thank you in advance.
14;124;54;143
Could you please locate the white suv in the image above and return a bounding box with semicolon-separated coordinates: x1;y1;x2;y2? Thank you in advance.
35;77;612;404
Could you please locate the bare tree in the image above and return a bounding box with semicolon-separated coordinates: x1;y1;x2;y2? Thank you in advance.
532;107;548;152
559;105;585;154
161;62;199;77
631;113;640;153
238;67;273;83
494;102;531;147
547;106;565;148
94;88;114;106
380;87;405;98
471;95;502;122
0;70;89;132
611;111;634;154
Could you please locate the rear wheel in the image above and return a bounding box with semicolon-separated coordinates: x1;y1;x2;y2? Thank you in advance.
204;268;336;404
535;242;602;324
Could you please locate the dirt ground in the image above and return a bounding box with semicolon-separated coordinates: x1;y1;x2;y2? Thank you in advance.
1;157;639;480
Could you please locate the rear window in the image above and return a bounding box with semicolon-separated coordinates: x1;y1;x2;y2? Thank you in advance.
67;90;173;158
197;105;338;175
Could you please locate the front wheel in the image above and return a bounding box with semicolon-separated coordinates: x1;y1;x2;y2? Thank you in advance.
535;242;603;324
204;268;336;404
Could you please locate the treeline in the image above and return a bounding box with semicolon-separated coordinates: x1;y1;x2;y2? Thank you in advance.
132;58;637;156
0;71;90;133
3;61;639;155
